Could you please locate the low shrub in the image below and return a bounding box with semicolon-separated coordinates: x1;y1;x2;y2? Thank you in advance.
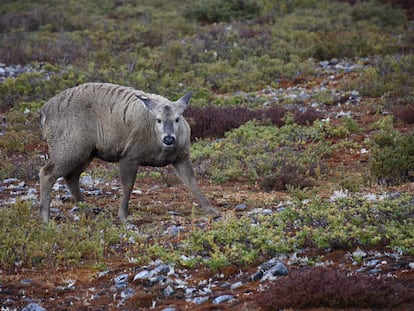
191;120;331;189
0;201;141;268
183;0;261;23
345;55;414;104
257;267;414;310
394;105;414;124
368;128;414;185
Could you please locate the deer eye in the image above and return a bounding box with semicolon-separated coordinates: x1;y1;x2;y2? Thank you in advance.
156;119;162;124
175;118;180;123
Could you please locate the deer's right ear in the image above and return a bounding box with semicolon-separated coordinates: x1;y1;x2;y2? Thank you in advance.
136;94;155;111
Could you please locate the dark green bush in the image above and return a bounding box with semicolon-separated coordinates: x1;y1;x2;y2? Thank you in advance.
183;0;261;23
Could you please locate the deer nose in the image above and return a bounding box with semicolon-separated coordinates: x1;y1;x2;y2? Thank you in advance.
163;135;175;146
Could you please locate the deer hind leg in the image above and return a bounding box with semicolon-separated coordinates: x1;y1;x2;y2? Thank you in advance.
39;161;59;223
63;160;92;202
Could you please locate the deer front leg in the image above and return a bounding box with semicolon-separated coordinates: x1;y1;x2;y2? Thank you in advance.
173;156;220;216
118;160;138;221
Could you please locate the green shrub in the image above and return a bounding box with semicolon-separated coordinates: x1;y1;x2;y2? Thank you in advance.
183;0;261;23
0;201;141;268
345;55;414;103
368;129;414;186
192;120;331;189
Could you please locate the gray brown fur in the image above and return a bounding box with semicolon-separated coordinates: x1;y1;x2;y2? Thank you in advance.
39;82;219;222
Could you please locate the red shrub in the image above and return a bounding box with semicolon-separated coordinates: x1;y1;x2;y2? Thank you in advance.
257;267;414;310
394;105;414;124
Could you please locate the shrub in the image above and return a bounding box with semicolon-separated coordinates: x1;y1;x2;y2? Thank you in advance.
257;267;414;310
368;129;414;185
183;0;262;23
394;105;414;124
185;104;285;139
345;55;414;103
191;120;331;189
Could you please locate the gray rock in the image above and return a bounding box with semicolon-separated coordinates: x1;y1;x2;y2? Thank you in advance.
212;294;235;304
161;308;176;311
121;287;135;299
153;263;170;275
20;279;33;285
149;275;167;286
235;203;247;211
265;262;288;277
230;281;243;290
251;270;263;282
191;296;209;305
133;270;154;282
98;270;111;278
114;273;129;289
169;225;184;237
163;285;175;297
22;303;46;311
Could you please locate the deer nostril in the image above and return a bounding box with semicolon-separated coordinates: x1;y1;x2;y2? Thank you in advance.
163;135;175;146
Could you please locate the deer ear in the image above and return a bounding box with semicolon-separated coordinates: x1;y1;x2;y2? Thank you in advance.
136;94;155;111
176;92;192;111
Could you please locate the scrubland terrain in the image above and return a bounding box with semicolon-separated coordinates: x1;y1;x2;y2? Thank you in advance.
0;1;413;310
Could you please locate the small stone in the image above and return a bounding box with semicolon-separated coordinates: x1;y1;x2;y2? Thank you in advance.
267;262;288;276
163;285;175;297
235;203;247;211
368;267;382;275
98;270;111;278
161;307;176;311
170;225;184;237
230;281;243;290
133;270;154;282
262;209;273;215
191;296;209;305
20;279;33;285
251;270;263;282
114;273;129;289
408;262;414;269
153;263;170;275
366;259;379;267
121;287;135;299
148;275;167;286
21;303;46;311
212;294;235;304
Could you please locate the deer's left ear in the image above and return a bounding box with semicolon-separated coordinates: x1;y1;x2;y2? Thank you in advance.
175;92;192;111
136;94;157;111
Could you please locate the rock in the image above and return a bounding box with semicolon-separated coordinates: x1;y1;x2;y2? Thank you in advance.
114;273;129;289
253;258;288;282
2;178;19;184
366;259;380;267
190;296;209;305
212;294;235;304
409;262;414;269
21;303;46;311
230;281;243;290
251;270;263;282
262;208;273;215
235;203;247;211
335;110;352;118
121;287;135;299
163;285;175;297
148;275;167;286
153;263;170;275
161;307;176;311
20;279;33;285
98;270;111;278
169;225;184;237
133;270;154;282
